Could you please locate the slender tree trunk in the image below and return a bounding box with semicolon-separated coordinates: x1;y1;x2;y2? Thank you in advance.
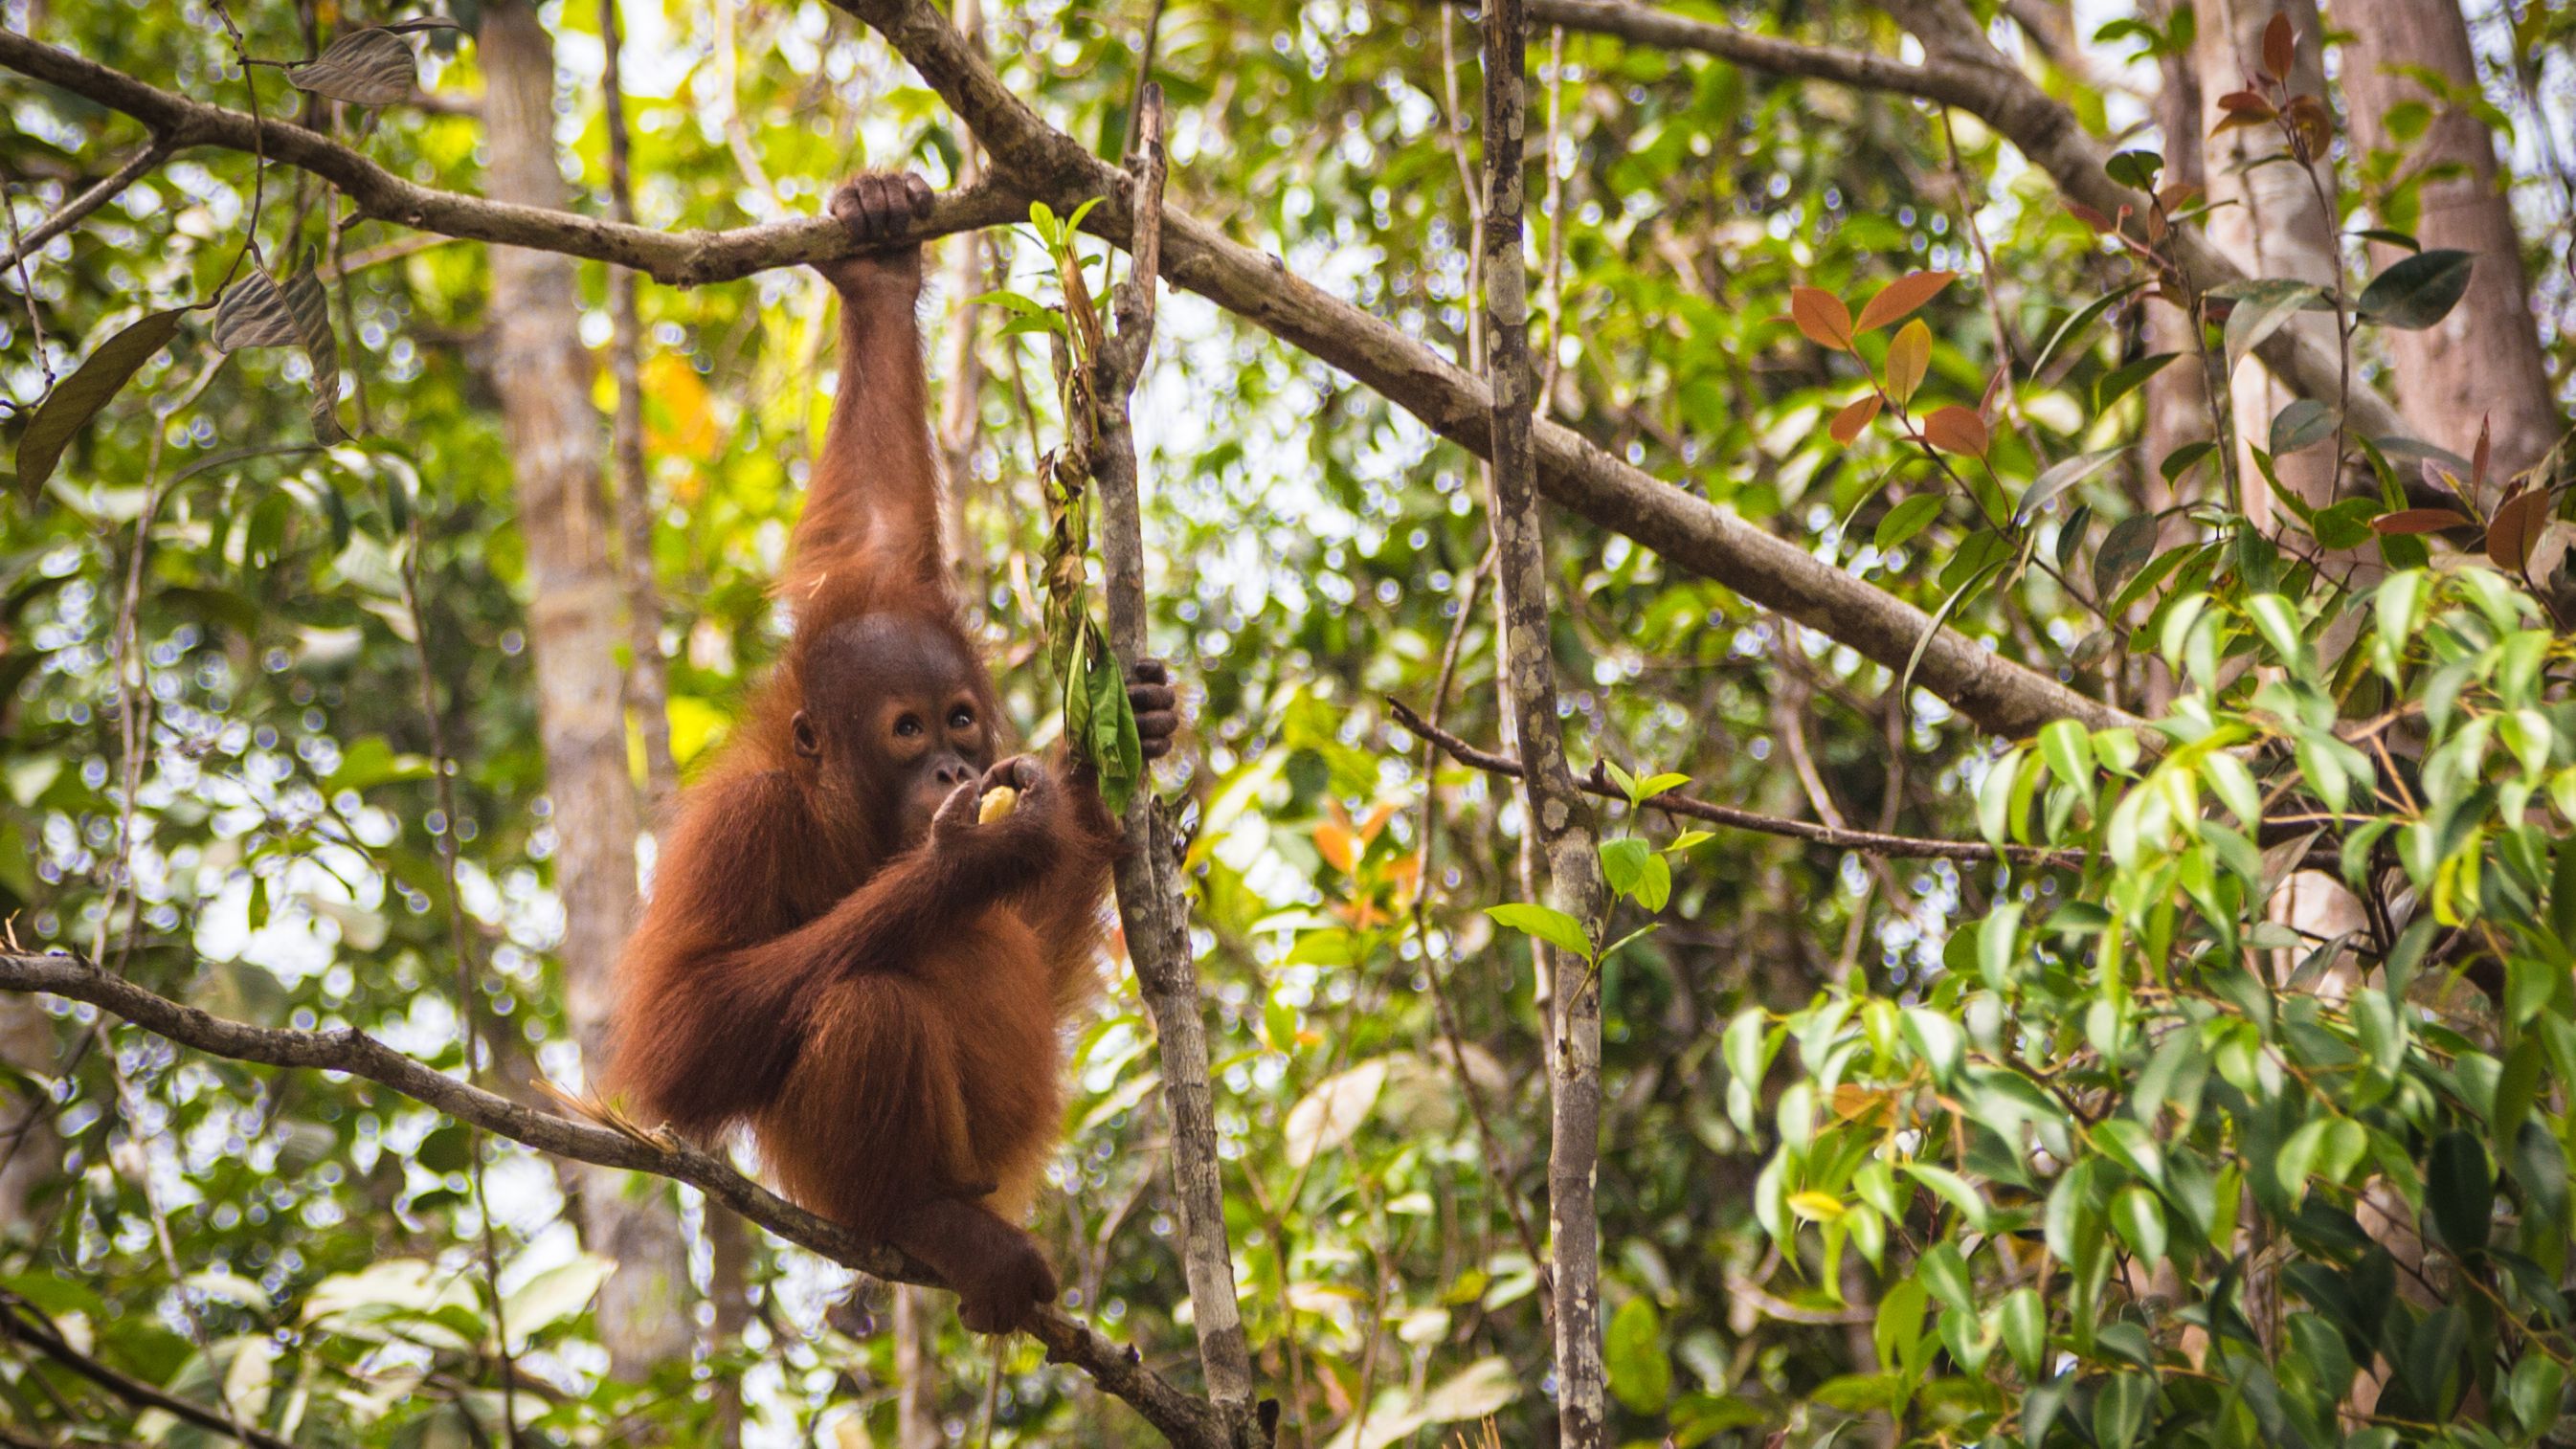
598;0;680;815
2144;0;2208;510
478;0;690;1382
1479;5;1611;1444
2339;0;2560;495
2193;0;2341;519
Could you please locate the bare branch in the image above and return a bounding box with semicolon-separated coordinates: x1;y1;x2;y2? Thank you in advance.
1474;6;1610;1440
0;137;174;269
1087;83;1265;1438
1386;698;2072;864
0;952;1242;1449
1;1296;290;1449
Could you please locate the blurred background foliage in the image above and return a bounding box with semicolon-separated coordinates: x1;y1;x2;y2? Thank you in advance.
1;0;2572;1444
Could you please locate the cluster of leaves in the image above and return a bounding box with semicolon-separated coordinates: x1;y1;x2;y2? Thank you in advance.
1740;558;2576;1447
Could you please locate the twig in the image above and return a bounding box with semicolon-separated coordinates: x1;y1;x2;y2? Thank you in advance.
598;0;681;814
1;136;173;272
1387;698;2076;866
399;497;521;1447
0;1297;291;1449
0;950;1243;1449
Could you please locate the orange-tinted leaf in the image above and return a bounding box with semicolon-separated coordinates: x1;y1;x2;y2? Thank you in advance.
2472;413;2492;489
2487;486;2552;570
2371;508;2474;535
1313;820;1358;873
2158;181;2205;212
2217;90;2274;113
1356;800;1398;843
1828;394;1883;445
1887;319;1932;405
1789;286;1855;351
2261;13;2295;80
1923;406;1990;458
1855;270;1959;332
2066;201;2117;233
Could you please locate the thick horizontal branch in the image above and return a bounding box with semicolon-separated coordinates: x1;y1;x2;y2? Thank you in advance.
2;15;2120;741
1523;0;2407;441
0;27;1019;286
0;952;1239;1449
1387;697;2071;865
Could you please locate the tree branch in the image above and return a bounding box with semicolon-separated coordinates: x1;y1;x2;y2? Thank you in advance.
1088;86;1265;1438
0;17;2123;741
1;1295;290;1449
1475;6;1611;1439
1518;0;2407;442
0;952;1240;1449
0;137;174;269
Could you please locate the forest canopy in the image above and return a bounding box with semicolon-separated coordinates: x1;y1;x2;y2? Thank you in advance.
1;0;2573;1445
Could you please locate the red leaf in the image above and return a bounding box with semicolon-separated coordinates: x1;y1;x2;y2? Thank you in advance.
1828;394;1884;445
2487;486;2552;570
2216;90;2274;113
2371;508;2475;536
2472;414;2492;490
2065;201;2117;233
2262;13;2295;80
1923;406;1990;458
1854;271;1959;332
1789;287;1855;351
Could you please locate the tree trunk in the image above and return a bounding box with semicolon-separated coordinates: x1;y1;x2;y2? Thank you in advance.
478;0;690;1382
2193;0;2341;520
1480;5;1611;1444
2338;0;2560;496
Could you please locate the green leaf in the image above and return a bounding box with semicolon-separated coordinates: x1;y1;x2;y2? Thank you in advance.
2038;719;2096;797
1599;836;1654;900
2111;1184;2168;1264
2000;1287;2047;1378
2017;449;2124;523
2358;249;2474;329
1605;1297;1672;1415
2094;514;2161;602
1917;1242;1975;1315
1875;491;1937;553
14;308;188;497
2094;351;2179;412
2105;149;2163;189
2223;279;2326;368
2425;1130;2494;1258
1485;903;1594;961
2093;1371;2155;1449
2269;398;2337;456
2032;282;2145;379
2161;439;2217;482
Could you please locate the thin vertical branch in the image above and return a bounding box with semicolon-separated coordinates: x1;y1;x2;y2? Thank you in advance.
933;0;990;619
399;502;522;1449
1087;84;1262;1438
1477;4;1611;1445
598;0;680;815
